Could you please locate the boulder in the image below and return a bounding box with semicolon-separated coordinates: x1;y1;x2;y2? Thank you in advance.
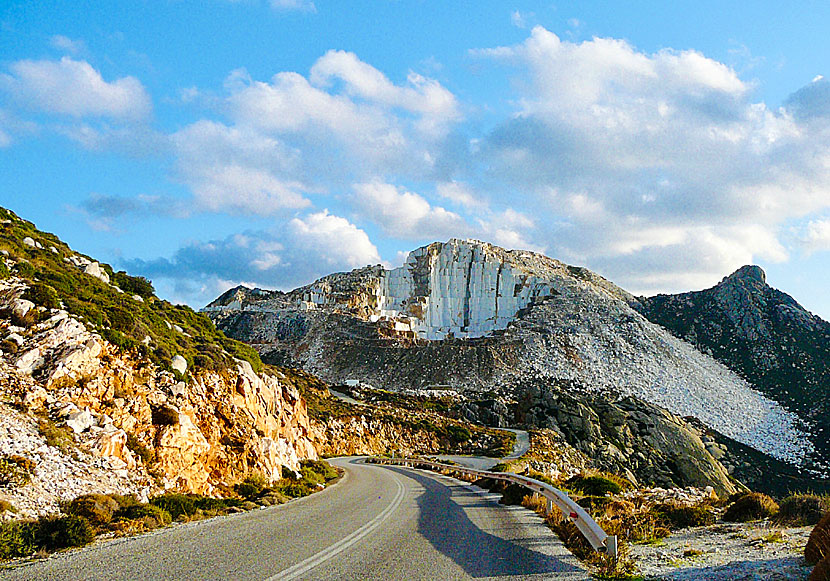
66;409;96;433
171;355;187;375
22;237;36;248
83;262;110;284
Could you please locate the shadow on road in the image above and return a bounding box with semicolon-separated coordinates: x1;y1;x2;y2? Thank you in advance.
389;467;583;578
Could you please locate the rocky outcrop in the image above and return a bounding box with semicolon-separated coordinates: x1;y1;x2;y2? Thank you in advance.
636;265;830;472
206;240;814;473
0;277;317;514
462;381;737;495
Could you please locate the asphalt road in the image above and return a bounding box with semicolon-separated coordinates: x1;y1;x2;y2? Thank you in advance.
1;457;588;580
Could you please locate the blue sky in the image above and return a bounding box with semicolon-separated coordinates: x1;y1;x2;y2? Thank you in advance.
2;1;830;319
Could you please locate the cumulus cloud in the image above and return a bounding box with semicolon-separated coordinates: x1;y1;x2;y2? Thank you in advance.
126;211;379;306
2;57;151;120
800;218;830;254
270;0;316;12
172;120;310;214
50;35;87;55
351;181;468;240
467;27;830;293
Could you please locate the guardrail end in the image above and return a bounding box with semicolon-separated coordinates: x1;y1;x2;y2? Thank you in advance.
603;535;618;558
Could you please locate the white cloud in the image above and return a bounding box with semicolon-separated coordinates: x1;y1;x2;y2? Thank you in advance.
352;181;467;240
468;27;830;295
50;35;86;55
310;50;460;135
435;181;487;210
172;120;309;214
270;0;316;12
127;211;379;306
288;210;381;267
800;218;830;254
2;57;151;120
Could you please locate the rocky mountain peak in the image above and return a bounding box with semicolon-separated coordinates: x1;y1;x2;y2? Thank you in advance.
723;264;766;286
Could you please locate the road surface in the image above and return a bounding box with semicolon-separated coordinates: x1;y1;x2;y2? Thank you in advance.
1;456;587;580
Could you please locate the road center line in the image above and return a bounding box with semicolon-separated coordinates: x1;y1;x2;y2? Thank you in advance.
264;471;406;581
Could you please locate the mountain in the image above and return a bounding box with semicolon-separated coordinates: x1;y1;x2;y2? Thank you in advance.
635;264;830;477
0;209;518;517
0;207;318;516
205;238;822;492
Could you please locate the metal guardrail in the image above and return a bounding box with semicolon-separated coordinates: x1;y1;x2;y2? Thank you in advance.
368;456;618;558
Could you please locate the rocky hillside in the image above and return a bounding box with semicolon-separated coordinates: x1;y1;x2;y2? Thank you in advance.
205;239;817;485
0;208;318;516
635;264;830;479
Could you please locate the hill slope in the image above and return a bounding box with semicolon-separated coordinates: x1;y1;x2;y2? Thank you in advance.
635;265;830;474
205;239;815;479
0;207;318;515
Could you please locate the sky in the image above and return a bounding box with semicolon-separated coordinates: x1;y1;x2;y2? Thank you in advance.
1;1;830;319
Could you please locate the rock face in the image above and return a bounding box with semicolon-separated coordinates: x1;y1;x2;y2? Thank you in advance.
206;239;814;475
635;265;830;472
0;277;318;513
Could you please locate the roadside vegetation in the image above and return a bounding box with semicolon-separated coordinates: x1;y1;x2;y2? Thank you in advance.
0;459;341;562
297;373;515;457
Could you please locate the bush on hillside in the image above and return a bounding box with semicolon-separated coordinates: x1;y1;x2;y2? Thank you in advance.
0;520;37;559
116;503;172;529
34;515;95;551
150;493;197;521
65;494;120;527
652;503;715;529
723;492;779;522
566;473;623;496
22;282;60;310
778;494;830;526
807;511;830;565
0;455;35;487
235;472;268;500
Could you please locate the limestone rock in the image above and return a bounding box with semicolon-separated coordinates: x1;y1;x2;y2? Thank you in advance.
81;425;136;471
22;237;36;248
66;409;96;433
83;262;110;284
171;355;187;374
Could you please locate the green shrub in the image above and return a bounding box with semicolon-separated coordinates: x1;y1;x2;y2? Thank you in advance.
125;433;155;465
0;262;9;279
150;493;196;521
66;494;119;527
300;460;338;482
0;499;14;513
14;261;35;279
108;307;136;333
112;272;155;298
446;424;471;443
652;503;715;529
499;483;530;506
0;339;19;354
34;515;94;551
235;472;268;500
0;455;35;487
109;494;140;509
807;511;830;565
23;282;60;310
777;494;830;526
566;474;623;496
276;480;316;498
0;520;37;559
37;417;74;451
723;492;779;523
117;503;172;528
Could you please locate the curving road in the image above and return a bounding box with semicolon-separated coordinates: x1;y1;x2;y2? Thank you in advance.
1;456;587;580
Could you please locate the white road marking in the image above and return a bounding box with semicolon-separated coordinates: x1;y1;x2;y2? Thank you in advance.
264;473;406;581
